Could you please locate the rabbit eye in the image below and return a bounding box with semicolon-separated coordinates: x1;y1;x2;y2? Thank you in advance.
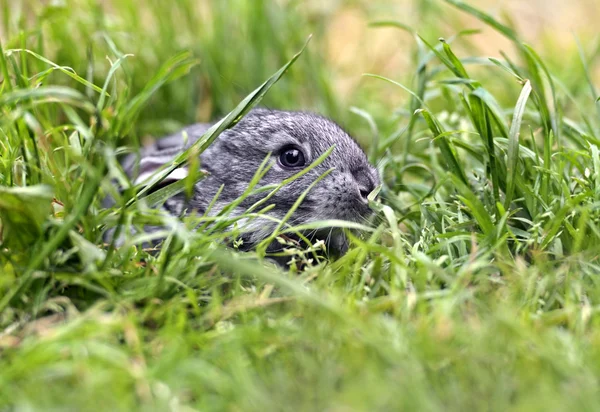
278;147;306;168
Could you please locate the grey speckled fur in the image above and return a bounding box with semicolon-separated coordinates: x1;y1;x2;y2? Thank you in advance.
115;108;380;256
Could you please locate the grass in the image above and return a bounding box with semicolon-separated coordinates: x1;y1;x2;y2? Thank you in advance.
2;0;600;410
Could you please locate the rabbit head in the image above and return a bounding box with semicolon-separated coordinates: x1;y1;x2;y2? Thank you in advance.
129;109;380;257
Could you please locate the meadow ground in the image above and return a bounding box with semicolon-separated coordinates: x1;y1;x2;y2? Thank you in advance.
1;0;600;410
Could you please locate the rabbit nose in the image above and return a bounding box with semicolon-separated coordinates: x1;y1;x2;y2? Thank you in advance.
354;170;376;202
359;185;371;201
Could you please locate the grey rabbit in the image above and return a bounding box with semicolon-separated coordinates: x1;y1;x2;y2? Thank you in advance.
110;108;380;259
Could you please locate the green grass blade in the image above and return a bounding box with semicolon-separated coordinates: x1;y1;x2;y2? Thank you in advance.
504;80;532;209
418;108;468;184
444;0;519;42
6;48;105;94
449;174;494;236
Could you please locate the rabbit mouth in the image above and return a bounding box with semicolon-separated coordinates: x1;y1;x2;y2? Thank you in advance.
259;228;349;266
311;228;349;256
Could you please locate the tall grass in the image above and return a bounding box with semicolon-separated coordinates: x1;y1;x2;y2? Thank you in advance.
1;0;600;410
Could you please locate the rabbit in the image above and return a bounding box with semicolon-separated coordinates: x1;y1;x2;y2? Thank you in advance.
109;108;380;260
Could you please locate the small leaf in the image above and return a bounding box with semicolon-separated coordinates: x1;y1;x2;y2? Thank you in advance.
69;230;107;268
0;185;53;249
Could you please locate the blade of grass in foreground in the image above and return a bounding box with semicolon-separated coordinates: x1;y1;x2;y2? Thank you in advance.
129;35;313;204
504;80;532;209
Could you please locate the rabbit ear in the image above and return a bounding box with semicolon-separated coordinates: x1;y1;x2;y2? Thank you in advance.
133;155;189;186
